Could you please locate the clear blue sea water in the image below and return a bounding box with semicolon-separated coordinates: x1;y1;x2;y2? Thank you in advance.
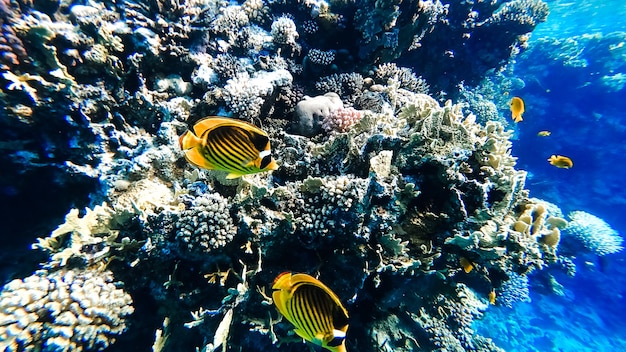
473;1;626;350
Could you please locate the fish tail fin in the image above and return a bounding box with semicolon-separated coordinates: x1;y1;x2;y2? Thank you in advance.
179;131;202;150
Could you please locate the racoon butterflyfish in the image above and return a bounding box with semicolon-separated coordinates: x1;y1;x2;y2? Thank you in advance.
510;96;525;123
179;117;278;179
272;272;349;352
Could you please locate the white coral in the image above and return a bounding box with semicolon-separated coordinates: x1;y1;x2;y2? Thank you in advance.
0;269;133;351
270;16;298;45
223;69;292;120
565;211;623;256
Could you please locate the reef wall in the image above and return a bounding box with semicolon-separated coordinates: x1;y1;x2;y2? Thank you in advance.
3;1;615;351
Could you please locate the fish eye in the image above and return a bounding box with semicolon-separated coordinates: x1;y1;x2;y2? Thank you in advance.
260;155;272;169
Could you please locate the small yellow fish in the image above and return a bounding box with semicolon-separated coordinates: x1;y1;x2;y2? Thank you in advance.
537;130;551;137
179;117;278;179
460;257;474;273
272;272;349;352
548;155;573;169
510;96;525;123
488;290;496;305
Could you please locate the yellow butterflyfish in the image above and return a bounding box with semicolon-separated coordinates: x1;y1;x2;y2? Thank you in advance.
179;117;278;179
510;96;525;123
272;272;349;352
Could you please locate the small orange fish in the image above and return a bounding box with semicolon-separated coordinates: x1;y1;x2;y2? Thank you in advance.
488;290;496;304
537;130;551;137
459;257;474;273
510;96;525;123
548;155;573;169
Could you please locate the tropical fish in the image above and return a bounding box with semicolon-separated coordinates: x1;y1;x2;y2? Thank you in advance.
537;130;551;137
272;272;349;352
459;257;474;273
488;290;496;305
547;155;573;169
510;96;525;123
179;117;278;179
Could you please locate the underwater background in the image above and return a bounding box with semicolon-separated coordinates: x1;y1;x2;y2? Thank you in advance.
1;0;625;351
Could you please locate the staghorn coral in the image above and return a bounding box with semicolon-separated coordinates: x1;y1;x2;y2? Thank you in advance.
32;203;122;268
563;211;624;256
305;48;335;66
374;63;430;94
482;0;549;29
315;72;365;104
0;268;134;352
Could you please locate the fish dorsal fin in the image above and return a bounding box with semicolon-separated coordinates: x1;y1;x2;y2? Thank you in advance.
192;116;264;137
191;117;229;136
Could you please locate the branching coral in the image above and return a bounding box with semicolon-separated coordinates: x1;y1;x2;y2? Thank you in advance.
563;211;623;256
175;192;236;258
321;107;363;133
497;272;531;308
0;268;134;352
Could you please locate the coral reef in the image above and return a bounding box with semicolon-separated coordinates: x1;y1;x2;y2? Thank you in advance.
0;0;592;351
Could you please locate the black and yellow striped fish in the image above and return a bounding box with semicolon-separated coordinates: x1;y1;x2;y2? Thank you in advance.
272;272;349;352
179;117;278;179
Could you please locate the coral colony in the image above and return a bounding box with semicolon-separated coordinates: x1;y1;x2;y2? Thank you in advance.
0;0;622;351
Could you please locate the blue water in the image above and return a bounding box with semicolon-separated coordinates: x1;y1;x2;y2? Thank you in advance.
473;1;626;350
